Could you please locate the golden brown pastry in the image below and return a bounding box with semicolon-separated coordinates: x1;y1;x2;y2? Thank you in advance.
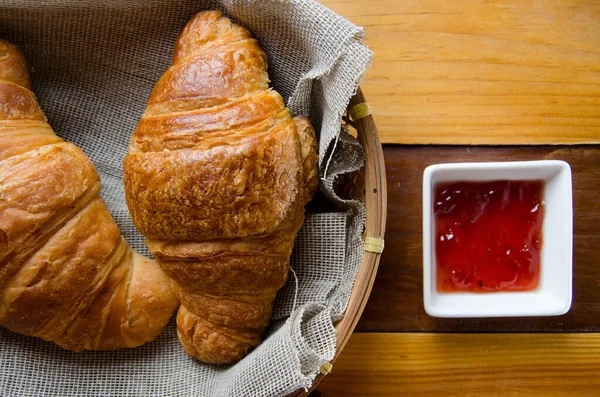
0;38;179;351
124;11;318;364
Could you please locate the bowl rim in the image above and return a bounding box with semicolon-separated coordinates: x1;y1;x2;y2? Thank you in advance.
291;87;387;396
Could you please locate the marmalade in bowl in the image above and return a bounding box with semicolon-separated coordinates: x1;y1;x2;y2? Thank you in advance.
434;180;544;292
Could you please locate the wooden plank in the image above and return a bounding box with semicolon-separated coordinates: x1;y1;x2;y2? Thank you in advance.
318;0;600;145
313;333;600;396
355;145;600;332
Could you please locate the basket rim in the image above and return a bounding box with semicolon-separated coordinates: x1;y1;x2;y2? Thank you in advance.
288;87;388;396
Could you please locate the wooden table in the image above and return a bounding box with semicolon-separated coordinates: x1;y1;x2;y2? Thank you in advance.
312;1;600;395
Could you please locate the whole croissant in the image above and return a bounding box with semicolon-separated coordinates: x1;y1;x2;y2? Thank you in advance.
124;11;318;364
0;39;179;351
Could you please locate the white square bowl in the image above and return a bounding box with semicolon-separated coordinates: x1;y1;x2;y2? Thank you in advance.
423;160;573;318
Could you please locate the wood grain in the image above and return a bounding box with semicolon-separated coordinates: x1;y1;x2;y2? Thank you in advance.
313;333;600;396
356;145;600;332
318;0;600;144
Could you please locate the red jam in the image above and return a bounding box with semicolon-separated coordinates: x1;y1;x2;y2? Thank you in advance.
434;180;544;292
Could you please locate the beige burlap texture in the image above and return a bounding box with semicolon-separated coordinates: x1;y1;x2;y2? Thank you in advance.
0;1;373;396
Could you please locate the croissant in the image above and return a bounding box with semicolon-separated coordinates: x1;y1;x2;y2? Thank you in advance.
124;11;318;364
0;39;179;351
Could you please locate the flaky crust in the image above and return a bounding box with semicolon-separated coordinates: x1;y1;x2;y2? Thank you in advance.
124;11;318;363
0;38;179;351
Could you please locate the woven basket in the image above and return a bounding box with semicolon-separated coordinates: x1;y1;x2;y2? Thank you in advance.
290;87;387;396
0;2;385;394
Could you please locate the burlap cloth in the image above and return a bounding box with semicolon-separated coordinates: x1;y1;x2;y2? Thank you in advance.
0;1;373;396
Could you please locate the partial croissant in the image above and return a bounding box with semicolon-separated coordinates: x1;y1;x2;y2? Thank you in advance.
0;39;179;351
124;11;318;364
